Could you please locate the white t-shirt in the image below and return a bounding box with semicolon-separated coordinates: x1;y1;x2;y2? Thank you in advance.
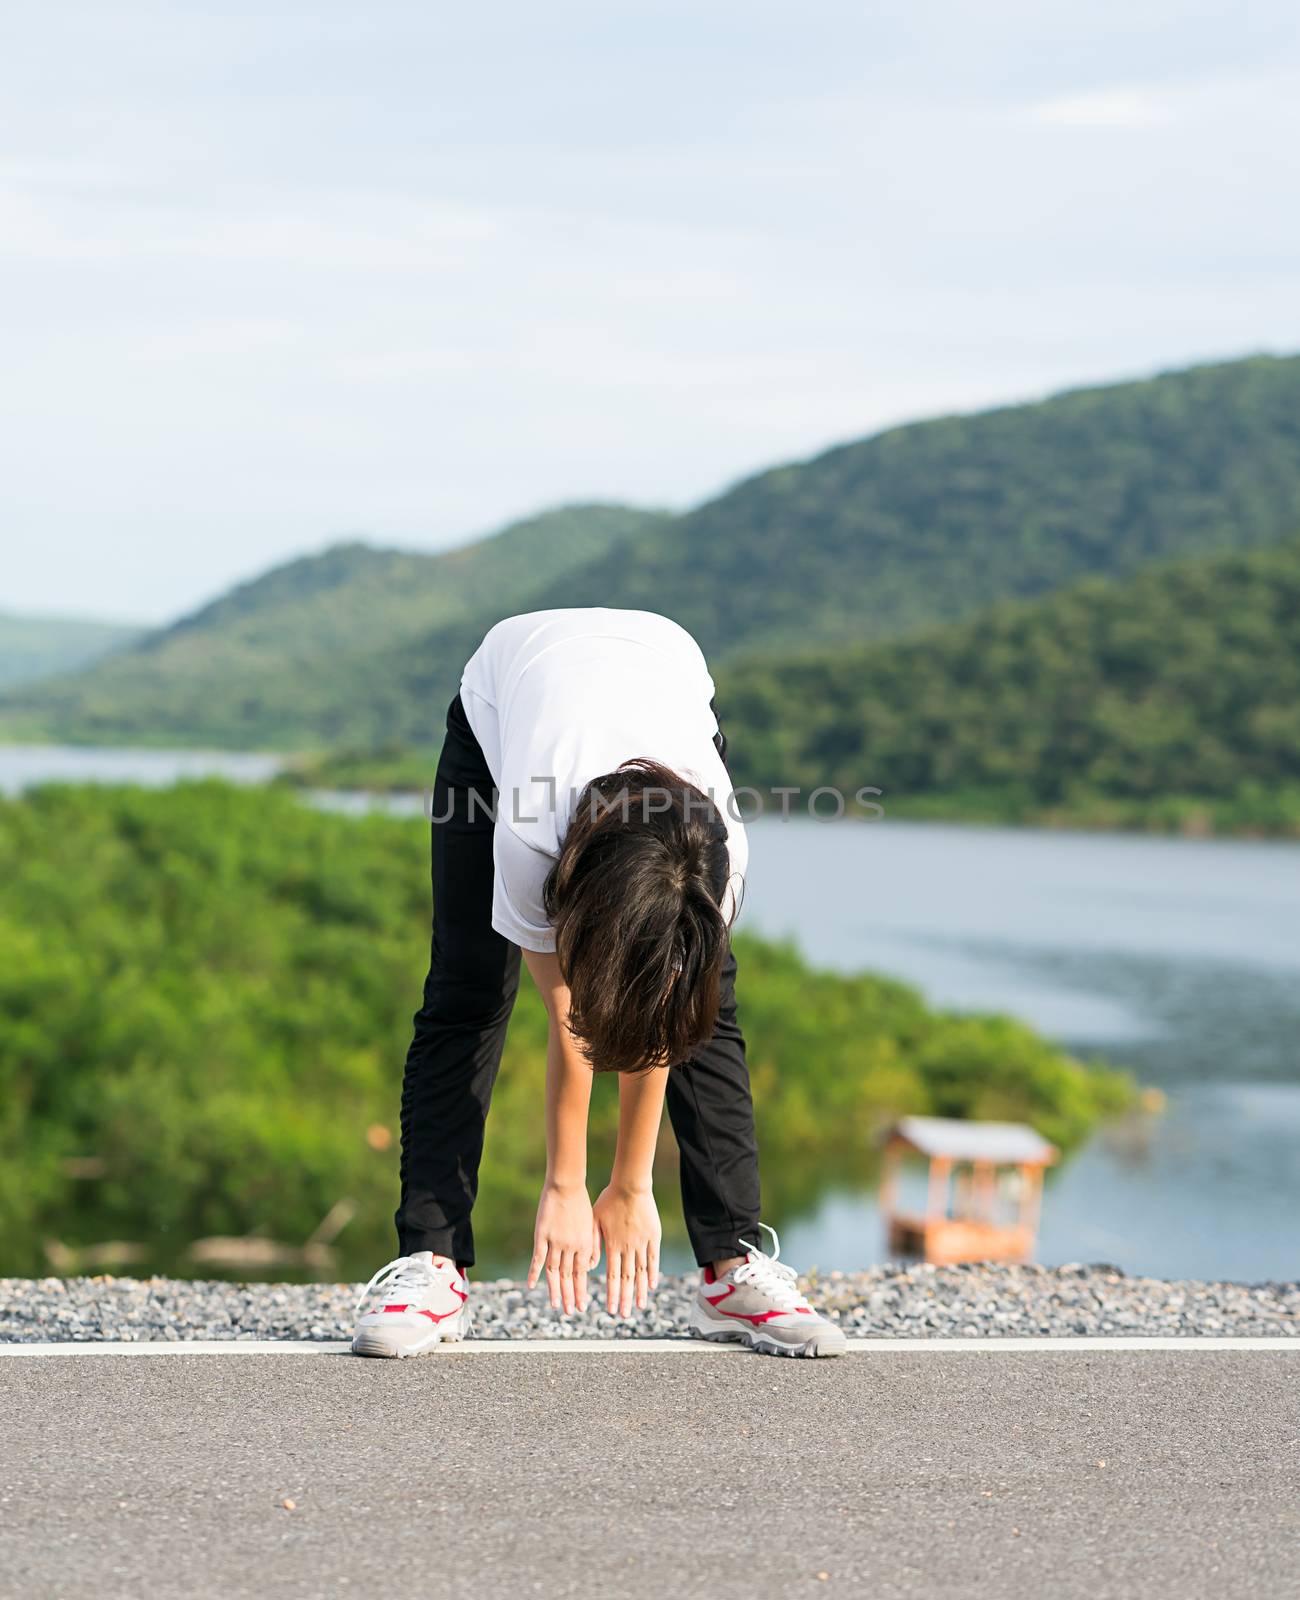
459;608;748;953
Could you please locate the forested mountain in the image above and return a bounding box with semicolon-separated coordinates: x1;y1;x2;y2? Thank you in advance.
0;612;142;691
525;353;1300;658
3;353;1298;750
716;534;1300;822
0;505;665;747
295;354;1300;750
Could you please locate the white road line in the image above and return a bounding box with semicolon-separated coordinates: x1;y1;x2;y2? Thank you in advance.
0;1336;1296;1357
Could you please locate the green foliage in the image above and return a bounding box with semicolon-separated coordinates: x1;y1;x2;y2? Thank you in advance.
0;783;1132;1279
719;535;1300;826
886;784;1300;837
274;743;440;794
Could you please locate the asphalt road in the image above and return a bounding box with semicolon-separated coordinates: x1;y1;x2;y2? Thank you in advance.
1;1348;1296;1599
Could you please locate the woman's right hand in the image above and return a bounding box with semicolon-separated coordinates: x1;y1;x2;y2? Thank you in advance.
528;1180;600;1314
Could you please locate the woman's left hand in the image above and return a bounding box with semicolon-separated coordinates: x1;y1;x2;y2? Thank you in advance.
592;1183;661;1317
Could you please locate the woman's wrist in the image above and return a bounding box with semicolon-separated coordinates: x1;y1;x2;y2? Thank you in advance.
543;1171;587;1194
607;1167;653;1196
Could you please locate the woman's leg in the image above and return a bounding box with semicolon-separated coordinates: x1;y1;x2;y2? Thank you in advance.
665;942;763;1266
394;695;521;1267
666;704;761;1265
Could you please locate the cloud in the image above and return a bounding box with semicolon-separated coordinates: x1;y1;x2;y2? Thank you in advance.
5;1;1300;619
0;177;504;271
1024;89;1174;128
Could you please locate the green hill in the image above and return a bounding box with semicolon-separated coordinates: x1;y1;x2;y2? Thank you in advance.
0;611;142;692
516;352;1300;657
297;351;1300;753
4;353;1299;750
716;534;1300;833
0;505;666;747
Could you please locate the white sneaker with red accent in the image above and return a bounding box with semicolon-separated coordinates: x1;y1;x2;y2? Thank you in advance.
688;1225;846;1358
351;1251;472;1358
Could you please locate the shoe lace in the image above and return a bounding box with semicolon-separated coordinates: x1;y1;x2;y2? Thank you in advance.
733;1223;803;1311
354;1253;447;1313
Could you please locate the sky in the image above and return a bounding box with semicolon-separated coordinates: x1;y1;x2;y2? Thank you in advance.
3;0;1299;623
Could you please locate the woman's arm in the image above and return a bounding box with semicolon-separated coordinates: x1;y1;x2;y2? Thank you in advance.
611;1067;669;1194
594;1068;667;1317
523;950;598;1314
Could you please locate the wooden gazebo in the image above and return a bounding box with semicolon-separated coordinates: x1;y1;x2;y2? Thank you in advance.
880;1116;1058;1265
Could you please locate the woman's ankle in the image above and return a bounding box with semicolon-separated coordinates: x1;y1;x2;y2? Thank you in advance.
709;1255;745;1279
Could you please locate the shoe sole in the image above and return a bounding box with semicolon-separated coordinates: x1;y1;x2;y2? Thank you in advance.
687;1303;846;1359
351;1309;473;1359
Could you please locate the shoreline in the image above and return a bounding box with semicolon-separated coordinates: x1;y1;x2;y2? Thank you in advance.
6;749;1299;841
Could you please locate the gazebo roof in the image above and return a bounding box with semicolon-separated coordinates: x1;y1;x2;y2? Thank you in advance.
886;1115;1058;1166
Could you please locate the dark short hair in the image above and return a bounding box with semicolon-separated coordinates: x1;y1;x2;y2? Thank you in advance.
543;760;736;1073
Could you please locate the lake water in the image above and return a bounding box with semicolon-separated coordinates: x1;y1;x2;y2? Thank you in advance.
744;817;1300;1284
4;746;1297;1284
0;743;282;793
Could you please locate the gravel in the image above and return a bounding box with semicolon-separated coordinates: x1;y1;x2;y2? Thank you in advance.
2;1262;1297;1343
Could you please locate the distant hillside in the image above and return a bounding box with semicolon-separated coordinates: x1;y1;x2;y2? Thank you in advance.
0;505;666;747
277;352;1300;751
716;535;1300;829
5;353;1299;750
526;353;1300;658
0;612;142;692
